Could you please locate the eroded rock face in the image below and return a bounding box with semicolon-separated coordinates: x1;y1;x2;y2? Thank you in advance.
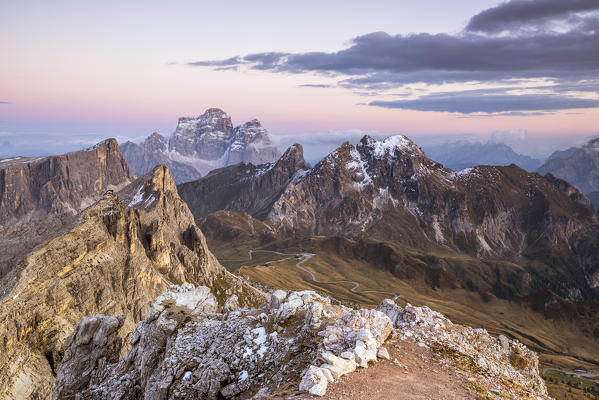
0;138;133;227
121;133;202;184
267;135;597;258
0;165;264;400
53;288;550;400
538;137;599;195
54;288;344;399
121;108;281;183
178;144;310;220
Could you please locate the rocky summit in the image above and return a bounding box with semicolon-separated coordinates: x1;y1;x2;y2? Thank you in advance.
53;285;550;400
121;108;281;183
537;137;599;206
0;164;264;400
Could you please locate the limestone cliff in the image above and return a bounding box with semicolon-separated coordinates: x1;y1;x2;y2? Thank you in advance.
121;108;281;183
0;165;265;400
0;139;133;227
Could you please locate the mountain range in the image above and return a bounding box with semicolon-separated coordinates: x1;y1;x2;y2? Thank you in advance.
423;140;545;172
180;135;599;301
537;137;599;208
1;127;598;398
121;108;280;183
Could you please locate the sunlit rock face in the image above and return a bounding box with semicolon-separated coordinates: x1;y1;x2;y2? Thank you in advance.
0;164;265;400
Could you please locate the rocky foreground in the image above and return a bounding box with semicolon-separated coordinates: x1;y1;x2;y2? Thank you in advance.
54;285;551;399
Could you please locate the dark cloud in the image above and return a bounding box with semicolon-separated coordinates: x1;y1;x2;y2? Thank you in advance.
466;0;599;33
190;29;599;81
370;92;599;114
186;0;599;114
0;101;12;104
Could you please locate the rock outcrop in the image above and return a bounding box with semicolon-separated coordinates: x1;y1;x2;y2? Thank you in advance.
537;137;599;197
120;133;202;184
121;108;281;183
0;164;264;400
53;286;550;399
0;139;133;227
178;144;310;221
376;300;548;399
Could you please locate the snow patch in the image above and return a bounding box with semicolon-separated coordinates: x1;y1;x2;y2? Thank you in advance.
433;219;444;242
251;327;267;345
128;187;144;207
347;148;373;189
449;167;474;180
371;135;412;157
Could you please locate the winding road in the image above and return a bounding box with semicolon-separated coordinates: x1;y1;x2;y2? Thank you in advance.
227;249;400;301
541;367;599;382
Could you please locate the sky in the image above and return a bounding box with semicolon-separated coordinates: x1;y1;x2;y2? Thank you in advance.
1;0;598;159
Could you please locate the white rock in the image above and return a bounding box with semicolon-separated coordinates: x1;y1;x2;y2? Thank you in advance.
223;295;240;312
268;290;287;309
299;365;332;397
149;284;217;317
377;347;390;360
320;351;357;378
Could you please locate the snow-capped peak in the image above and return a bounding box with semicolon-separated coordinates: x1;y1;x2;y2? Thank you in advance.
371;135;413;157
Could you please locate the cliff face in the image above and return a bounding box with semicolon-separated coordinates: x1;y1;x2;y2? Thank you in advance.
0;165;265;400
0;139;133;227
537;137;599;195
120;133;202;184
178;144;309;221
121;108;281;183
267;136;595;248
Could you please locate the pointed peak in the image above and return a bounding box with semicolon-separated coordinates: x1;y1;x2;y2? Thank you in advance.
200;107;229;119
148;132;164;139
126;164;178;210
145;132;167;146
279;144;308;165
236;118;265;131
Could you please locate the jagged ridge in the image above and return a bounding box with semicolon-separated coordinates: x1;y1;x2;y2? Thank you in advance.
121;108;281;183
0;164;265;400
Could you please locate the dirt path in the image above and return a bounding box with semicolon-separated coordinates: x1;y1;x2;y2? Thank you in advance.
281;336;475;400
